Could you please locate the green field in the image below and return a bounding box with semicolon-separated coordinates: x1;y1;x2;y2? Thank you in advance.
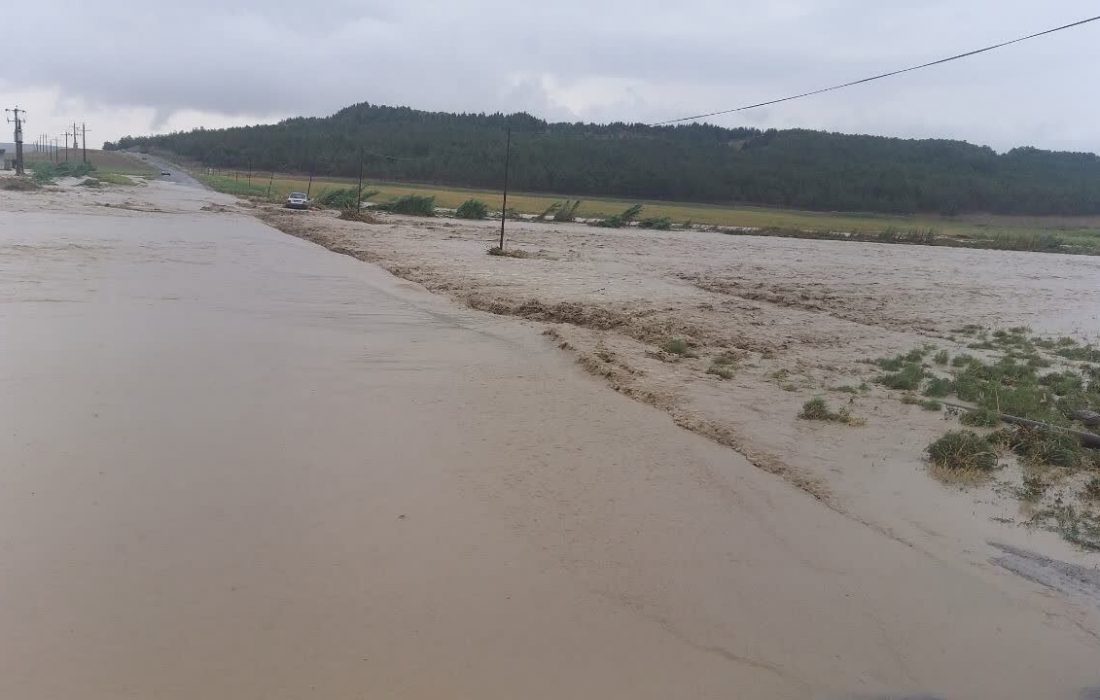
199;169;1100;254
25;149;158;177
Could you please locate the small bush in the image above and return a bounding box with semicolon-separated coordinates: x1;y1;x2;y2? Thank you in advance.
638;216;672;230
553;199;582;222
593;204;643;228
1039;371;1083;396
927;431;998;471
375;194;435;216
877;363;924;391
923;377;954;398
316;188;373;209
951;353;977;368
799;397;862;425
902;395;942;411
933;350;950;365
1013;427;1087;469
456;199;489;219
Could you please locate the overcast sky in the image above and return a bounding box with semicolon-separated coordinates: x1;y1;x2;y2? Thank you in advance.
3;1;1099;153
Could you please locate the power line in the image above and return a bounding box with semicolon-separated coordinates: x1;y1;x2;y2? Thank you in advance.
652;14;1100;126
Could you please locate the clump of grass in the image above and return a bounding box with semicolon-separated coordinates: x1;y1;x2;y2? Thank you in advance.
933;350;950;365
902;395;942;411
1012;426;1087;469
660;337;695;357
876;363;924;391
927;430;998;472
706;351;738;379
486;246;530;258
799;397;864;425
1039;371;1084;396
706;364;735;380
553;199;582;222
960;407;1000;427
78;177;102;188
922;377;954;398
455;199;489;219
951;353;978;368
96;172;134;186
1017;474;1049;503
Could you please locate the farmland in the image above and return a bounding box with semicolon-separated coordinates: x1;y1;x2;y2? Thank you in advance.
198;169;1100;254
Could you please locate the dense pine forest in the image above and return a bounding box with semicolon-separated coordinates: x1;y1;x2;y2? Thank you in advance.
108;103;1100;215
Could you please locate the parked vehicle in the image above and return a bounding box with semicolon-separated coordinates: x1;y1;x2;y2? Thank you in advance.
285;192;310;209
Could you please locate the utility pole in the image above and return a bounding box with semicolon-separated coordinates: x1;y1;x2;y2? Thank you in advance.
5;106;26;175
498;127;511;250
63;131;72;162
247;159;252;186
356;147;365;211
81;123;89;163
306;163;314;199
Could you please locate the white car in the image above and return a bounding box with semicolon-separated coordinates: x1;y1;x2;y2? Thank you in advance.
285;192;310;210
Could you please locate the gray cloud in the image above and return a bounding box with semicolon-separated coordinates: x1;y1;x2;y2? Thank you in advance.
4;0;1100;151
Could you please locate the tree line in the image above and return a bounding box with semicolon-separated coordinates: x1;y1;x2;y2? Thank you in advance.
106;102;1100;216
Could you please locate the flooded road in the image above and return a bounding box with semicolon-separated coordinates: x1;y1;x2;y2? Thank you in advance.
2;181;1099;699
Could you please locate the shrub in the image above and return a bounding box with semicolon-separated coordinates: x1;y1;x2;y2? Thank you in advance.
799;397;862;425
377;194;436;216
316;188;373;209
923;377;955;398
877;363;924;390
553;199;582;222
593;204;643;228
927;431;998;471
933;350;950;365
456;199;489;219
1039;371;1084;396
1012;427;1087;469
638;216;672;230
902;395;942;411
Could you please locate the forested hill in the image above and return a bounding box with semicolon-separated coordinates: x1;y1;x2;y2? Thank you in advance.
108;103;1100;215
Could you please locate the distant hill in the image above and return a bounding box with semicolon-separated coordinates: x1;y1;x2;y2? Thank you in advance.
108;103;1100;216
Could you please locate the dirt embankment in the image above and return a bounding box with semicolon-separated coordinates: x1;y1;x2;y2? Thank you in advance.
258;205;1100;568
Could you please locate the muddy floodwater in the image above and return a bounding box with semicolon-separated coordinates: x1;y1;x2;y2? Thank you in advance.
2;180;1099;700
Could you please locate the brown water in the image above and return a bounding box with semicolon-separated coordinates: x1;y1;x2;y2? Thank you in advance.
2;182;1099;699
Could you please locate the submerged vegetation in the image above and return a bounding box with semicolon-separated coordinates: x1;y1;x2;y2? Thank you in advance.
799;397;863;426
872;325;1100;548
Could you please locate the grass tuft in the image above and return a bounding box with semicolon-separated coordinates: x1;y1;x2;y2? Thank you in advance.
799;397;863;425
927;430;998;472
